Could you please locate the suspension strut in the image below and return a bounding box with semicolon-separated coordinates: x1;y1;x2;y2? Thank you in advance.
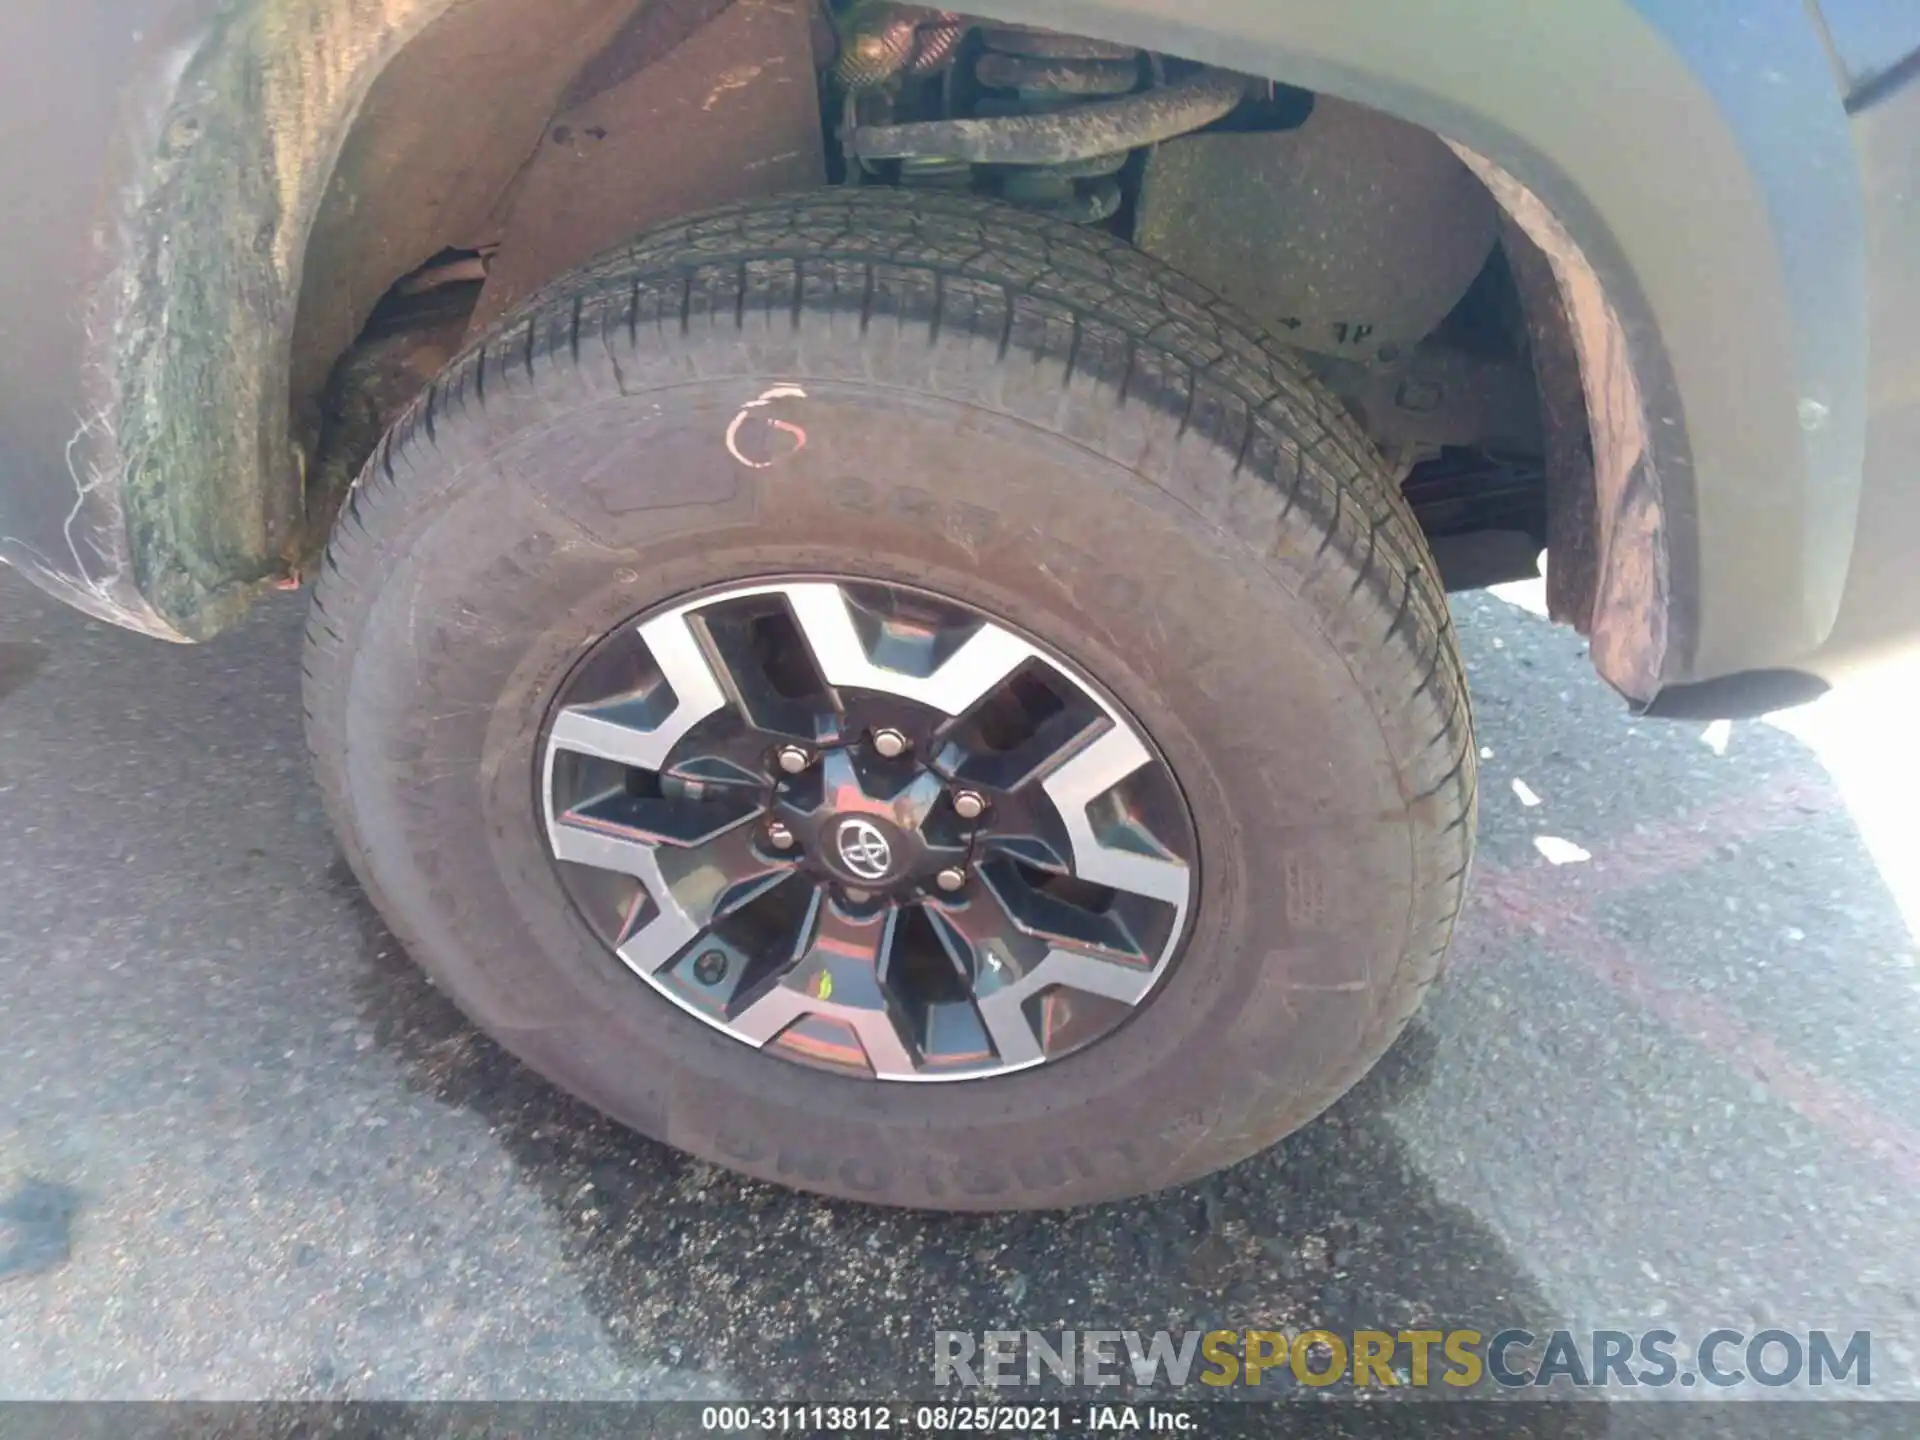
834;7;1247;226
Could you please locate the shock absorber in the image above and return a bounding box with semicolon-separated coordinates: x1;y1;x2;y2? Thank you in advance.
971;26;1143;223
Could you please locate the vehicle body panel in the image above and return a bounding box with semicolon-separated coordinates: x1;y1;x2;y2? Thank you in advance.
0;0;1910;712
1808;72;1920;679
1817;0;1920;94
0;0;213;639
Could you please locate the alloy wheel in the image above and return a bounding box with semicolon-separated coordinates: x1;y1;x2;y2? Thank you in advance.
541;578;1197;1081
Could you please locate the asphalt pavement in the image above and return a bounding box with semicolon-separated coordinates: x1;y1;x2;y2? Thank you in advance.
2;562;1917;1423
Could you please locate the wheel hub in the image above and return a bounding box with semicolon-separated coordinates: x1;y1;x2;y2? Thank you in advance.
832;816;898;883
772;747;971;896
539;577;1197;1082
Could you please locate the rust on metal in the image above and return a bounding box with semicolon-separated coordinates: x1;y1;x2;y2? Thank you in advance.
1501;216;1599;637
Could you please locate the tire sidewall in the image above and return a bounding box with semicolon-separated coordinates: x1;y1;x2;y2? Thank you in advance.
329;366;1423;1209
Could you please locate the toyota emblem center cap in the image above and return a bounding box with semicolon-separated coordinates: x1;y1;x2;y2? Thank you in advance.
834;817;895;882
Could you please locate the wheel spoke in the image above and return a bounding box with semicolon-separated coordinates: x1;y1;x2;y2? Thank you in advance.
729;892;919;1077
929;659;1109;794
1041;725;1191;907
945;875;1160;1066
543;575;1195;1082
566;783;764;849
1026;946;1161;1004
547;822;699;974
662;714;789;787
924;895;1059;1068
548;611;729;771
924;889;1056;985
974;944;1159;1064
973;986;1046;1068
690;600;840;743
551;807;801;975
655;814;797;925
782;582;1037;716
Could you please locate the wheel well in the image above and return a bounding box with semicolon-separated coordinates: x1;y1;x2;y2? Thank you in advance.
278;2;1627;684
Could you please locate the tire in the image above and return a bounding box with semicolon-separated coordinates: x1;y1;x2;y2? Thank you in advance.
303;189;1474;1211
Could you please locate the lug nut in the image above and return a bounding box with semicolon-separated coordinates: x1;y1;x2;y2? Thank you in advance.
776;745;812;775
934;866;968;893
952;790;987;821
871;727;909;759
765;820;796;850
693;950;730;986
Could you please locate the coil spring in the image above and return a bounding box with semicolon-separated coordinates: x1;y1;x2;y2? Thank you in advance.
972;27;1142;223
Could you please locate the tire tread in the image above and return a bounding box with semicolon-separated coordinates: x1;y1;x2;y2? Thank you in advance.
304;189;1475;1200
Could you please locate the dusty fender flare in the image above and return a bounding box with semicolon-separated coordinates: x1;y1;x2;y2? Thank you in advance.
104;0;462;639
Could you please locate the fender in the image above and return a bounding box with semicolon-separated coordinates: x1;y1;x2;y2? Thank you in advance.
1010;0;1866;694
0;0;1867;694
0;0;470;641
